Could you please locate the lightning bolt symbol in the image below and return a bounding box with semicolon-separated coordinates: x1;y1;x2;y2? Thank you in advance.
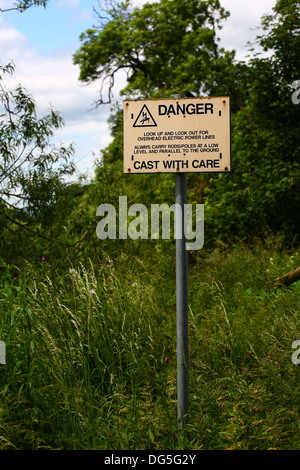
141;111;150;124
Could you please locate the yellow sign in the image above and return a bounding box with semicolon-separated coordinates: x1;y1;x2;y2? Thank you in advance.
123;97;231;174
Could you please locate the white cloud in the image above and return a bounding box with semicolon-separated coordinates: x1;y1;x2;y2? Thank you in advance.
0;16;28;63
0;0;14;10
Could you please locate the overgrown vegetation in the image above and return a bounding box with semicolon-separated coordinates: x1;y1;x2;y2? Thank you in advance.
0;243;299;449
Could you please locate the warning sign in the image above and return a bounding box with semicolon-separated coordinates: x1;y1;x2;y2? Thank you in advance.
123;97;231;173
133;104;157;127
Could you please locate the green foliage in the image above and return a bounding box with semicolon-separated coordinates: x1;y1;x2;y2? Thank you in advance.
0;63;86;263
204;0;300;241
0;253;176;449
0;3;87;264
187;243;300;449
0;244;299;449
0;63;75;211
0;1;48;13
79;0;299;245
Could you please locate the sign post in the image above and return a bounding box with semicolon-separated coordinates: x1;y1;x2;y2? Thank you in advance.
123;97;231;426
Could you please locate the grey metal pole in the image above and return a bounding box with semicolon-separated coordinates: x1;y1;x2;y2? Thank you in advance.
175;172;189;425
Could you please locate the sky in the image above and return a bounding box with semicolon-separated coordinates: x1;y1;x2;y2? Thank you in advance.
0;0;277;180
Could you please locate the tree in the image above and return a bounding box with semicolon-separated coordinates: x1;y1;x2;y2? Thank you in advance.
73;0;242;222
0;63;75;212
73;0;241;107
0;62;82;262
75;0;300;246
0;2;93;263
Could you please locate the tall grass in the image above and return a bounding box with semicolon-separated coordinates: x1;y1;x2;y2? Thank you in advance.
0;255;178;449
0;242;299;449
188;243;300;449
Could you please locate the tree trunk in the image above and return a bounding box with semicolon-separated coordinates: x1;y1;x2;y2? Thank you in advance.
274;266;300;288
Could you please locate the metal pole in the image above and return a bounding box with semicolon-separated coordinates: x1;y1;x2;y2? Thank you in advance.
175;172;189;425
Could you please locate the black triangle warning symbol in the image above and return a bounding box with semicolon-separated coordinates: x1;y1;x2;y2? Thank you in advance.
133;104;157;127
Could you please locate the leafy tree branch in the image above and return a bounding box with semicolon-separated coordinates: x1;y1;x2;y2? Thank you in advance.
73;0;235;106
0;64;75;216
0;0;48;13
